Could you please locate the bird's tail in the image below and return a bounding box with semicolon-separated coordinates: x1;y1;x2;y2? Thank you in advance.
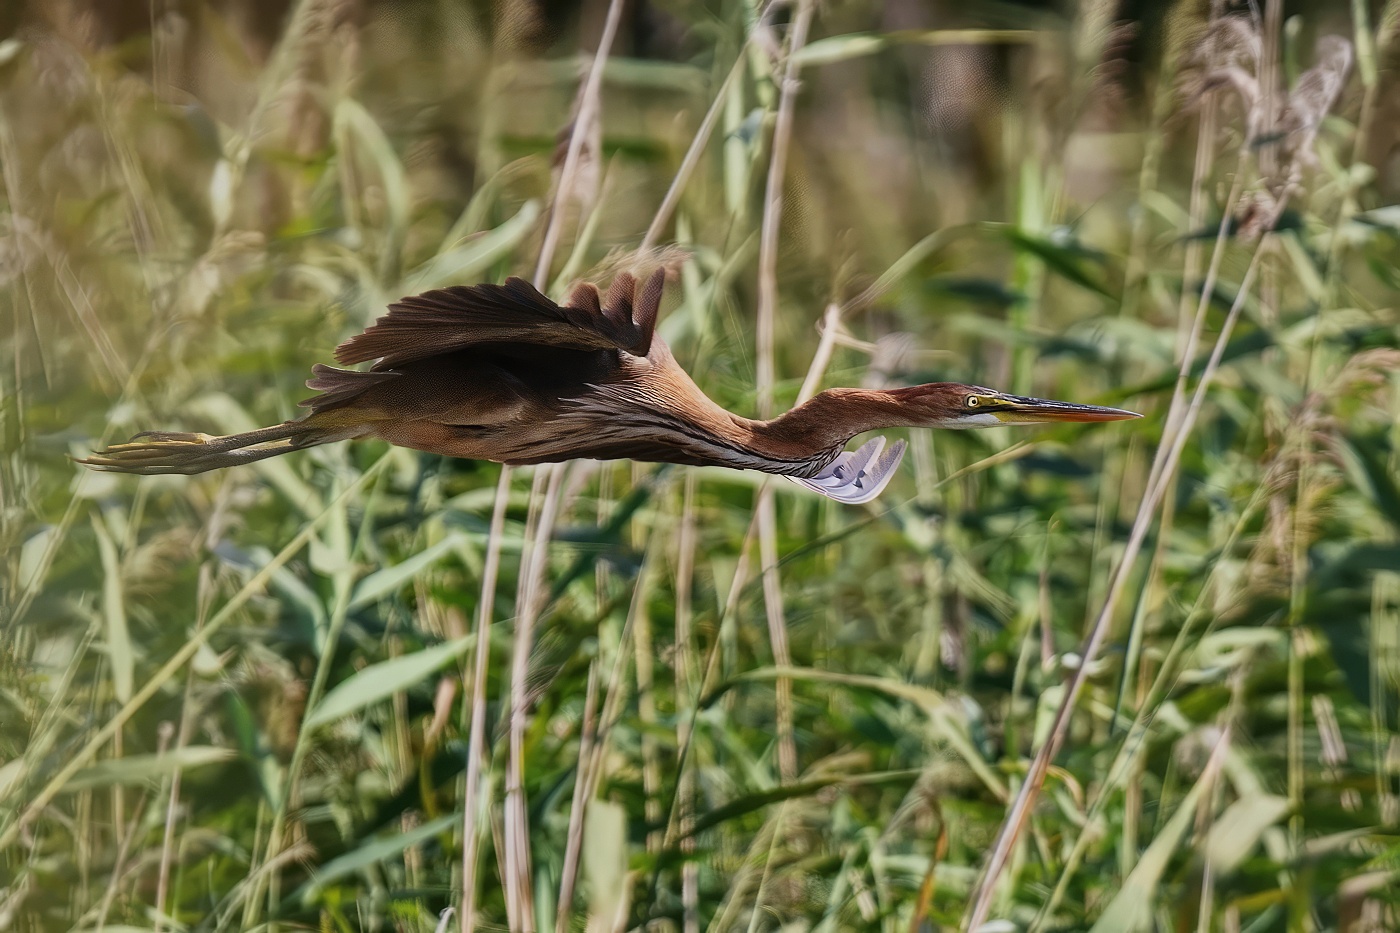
78;416;357;475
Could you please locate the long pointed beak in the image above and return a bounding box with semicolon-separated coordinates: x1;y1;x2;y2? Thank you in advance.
992;395;1142;424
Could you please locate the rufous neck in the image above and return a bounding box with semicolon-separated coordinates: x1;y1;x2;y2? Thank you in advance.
746;388;908;460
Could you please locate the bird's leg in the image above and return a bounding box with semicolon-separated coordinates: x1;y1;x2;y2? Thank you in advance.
125;431;248;451
79;420;335;475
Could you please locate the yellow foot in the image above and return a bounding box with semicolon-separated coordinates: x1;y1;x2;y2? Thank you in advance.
123;431;217;446
77;433;224;475
76;428;304;475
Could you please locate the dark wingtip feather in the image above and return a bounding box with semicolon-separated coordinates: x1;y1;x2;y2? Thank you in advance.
630;268;665;357
332;274;662;368
603;273;635;321
566;282;602;316
502;276;550;305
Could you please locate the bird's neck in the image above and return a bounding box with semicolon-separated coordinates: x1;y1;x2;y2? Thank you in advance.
606;355;918;477
739;388;913;472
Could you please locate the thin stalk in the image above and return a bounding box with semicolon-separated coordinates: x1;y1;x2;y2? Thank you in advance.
1193;729;1230;933
674;476;701;933
744;799;796;933
86;784;151;930
966;212;1275;928
253;469;376;929
754;0;814;415
144;724;173;931
1115;38;1225;720
153;592;209;932
653;300;853;918
666;295;848;836
532;0;627;287
504;463;566;932
641;50;749;253
754;496;795;779
705;793;791;933
459;3;626;925
576;535;659;841
0;455;390;853
1033;447;1283;930
460;467;513;933
553;663;601;932
1141;164;1245;504
753;0;815;785
634;572;662;851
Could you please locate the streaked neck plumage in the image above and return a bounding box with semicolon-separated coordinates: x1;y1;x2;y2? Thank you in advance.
736;388;931;475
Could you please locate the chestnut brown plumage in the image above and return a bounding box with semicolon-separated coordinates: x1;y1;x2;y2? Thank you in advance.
80;272;1140;504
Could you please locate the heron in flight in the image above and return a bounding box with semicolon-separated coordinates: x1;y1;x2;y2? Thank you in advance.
81;271;1139;504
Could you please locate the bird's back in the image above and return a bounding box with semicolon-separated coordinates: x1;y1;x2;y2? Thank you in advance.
294;272;849;474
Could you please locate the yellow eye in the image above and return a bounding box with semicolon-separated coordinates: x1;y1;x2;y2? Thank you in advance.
966;396;981;408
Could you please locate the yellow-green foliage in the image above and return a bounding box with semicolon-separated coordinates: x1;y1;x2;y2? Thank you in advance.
2;1;1399;930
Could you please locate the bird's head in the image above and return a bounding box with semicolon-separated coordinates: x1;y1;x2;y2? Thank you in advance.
886;383;1142;429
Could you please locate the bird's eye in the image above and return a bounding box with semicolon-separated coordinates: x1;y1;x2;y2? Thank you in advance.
966;396;981;408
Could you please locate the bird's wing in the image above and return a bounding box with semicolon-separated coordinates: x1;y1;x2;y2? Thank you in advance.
787;436;907;505
335;271;664;370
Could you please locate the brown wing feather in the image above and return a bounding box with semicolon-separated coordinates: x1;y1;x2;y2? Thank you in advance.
566;282;602;316
631;269;664;357
334;275;660;370
300;363;401;414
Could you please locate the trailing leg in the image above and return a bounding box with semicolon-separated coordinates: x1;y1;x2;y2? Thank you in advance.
79;418;359;475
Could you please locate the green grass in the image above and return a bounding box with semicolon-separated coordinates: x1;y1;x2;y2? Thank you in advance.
3;1;1400;931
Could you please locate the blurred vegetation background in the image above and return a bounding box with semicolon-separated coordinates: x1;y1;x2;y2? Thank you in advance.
3;0;1400;930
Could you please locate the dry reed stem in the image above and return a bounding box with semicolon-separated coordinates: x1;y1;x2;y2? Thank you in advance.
634;574;662;850
532;0;626;287
753;0;816;786
1118;3;1252;734
554;518;658;921
1140;160;1245;505
967;79;1291;909
1278;24;1358;873
754;0;815;419
557;529;662;928
459;466;513;933
212;839;317;930
671;297;847;788
754;496;795;779
499;465;546;931
459;3;626;925
1116;56;1226;735
1192;725;1232;932
674;476;701;933
147;721;174;933
576;535;658;826
744;798;797;933
640;50;749;253
554;662;601;932
1032;450;1282;930
85;787;150;929
504;463;566;931
965;226;1272;926
502;7;747;919
1259;0;1283;186
654;303;849;920
706;793;793;932
798;304;845;405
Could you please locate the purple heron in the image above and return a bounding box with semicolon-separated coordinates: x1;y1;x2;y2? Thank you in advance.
80;271;1139;504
